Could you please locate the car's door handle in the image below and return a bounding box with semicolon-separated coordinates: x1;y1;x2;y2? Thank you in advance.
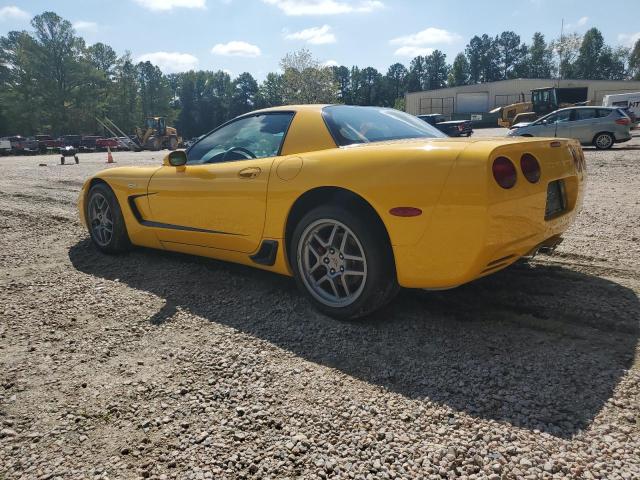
238;167;261;179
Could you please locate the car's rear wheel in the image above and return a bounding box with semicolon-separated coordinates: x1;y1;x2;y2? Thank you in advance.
86;183;131;254
593;132;614;150
290;205;398;319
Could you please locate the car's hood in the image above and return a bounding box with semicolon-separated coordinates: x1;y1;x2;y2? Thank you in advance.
511;122;532;129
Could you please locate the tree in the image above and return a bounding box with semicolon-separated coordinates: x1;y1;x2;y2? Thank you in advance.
630;39;640;80
551;33;581;79
424;50;449;90
384;63;408;102
448;53;470;86
258;72;284;107
358;67;383;105
526;32;553;78
574;28;605;79
466;34;500;83
496;31;526;79
407;56;426;92
280;49;337;104
230;72;259;117
0;31;41;134
332;66;351;104
30;11;86;133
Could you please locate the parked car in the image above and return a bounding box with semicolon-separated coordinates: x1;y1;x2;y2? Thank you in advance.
80;135;102;152
6;136;38;155
508;107;632;149
79;104;585;319
0;137;11;155
417;114;473;137
35;134;63;153
62;134;82;149
96;137;119;151
620;107;638;129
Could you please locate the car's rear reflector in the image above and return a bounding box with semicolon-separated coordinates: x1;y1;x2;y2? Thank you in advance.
520;153;541;183
389;207;422;217
492;157;517;189
615;118;630;126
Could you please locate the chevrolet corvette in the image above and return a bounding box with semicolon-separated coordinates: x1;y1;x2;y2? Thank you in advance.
78;105;586;319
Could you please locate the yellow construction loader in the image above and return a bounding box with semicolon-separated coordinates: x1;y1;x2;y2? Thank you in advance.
491;87;589;128
135;117;181;151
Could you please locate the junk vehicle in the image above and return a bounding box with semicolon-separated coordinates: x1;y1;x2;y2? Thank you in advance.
417;114;473;137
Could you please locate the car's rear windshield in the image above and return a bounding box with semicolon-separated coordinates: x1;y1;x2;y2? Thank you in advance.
322;105;446;146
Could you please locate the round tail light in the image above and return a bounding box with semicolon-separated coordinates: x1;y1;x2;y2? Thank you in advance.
520;153;541;183
492;157;517;189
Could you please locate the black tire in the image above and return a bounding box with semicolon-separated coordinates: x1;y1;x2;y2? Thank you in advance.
60;157;65;165
86;183;131;254
74;155;79;164
169;137;178;151
290;204;399;320
593;132;614;150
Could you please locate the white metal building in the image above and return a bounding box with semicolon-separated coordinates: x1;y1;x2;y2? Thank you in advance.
405;78;640;117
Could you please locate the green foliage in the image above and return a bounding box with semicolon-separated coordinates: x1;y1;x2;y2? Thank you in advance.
0;11;636;137
630;40;640;80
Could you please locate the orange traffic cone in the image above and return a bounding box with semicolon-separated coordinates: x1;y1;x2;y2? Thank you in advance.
106;146;114;164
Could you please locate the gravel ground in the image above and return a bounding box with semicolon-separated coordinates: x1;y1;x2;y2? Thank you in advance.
1;131;639;480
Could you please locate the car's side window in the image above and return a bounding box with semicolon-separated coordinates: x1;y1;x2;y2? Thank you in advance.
575;109;597;121
596;109;612;118
187;113;294;165
555;110;572;123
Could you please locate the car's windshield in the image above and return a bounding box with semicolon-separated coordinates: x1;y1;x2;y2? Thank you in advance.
323;105;446;146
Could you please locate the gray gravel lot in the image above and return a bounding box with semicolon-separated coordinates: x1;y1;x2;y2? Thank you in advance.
1;131;639;479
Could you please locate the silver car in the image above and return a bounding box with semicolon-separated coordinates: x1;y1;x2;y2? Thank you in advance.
507;106;632;149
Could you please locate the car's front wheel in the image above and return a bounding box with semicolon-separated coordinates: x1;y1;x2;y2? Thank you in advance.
86;183;131;254
290;205;398;319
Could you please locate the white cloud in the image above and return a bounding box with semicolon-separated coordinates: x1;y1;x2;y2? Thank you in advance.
323;59;339;67
136;51;199;73
133;0;206;11
211;41;261;57
262;0;383;16
0;5;30;21
73;20;98;32
565;16;589;30
284;25;336;45
393;46;434;57
390;27;461;46
618;32;640;47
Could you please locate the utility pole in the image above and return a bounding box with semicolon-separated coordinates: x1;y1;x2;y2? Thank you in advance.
558;18;565;83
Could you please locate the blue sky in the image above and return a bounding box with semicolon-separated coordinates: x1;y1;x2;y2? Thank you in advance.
1;0;637;80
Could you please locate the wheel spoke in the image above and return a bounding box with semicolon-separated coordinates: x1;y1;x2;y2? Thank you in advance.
340;275;350;296
344;270;365;276
312;232;326;247
327;277;339;298
327;225;338;248
343;254;364;262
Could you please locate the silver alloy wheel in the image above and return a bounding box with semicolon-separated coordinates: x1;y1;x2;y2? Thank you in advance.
595;133;613;149
88;192;114;247
297;219;368;308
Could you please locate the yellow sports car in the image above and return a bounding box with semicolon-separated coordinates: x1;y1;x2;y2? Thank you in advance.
78;105;586;319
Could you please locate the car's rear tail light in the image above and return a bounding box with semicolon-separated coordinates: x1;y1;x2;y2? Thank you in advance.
492;157;517;189
520;154;541;183
458;125;464;131
615;118;630;126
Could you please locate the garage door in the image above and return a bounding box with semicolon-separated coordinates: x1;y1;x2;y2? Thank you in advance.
456;92;489;113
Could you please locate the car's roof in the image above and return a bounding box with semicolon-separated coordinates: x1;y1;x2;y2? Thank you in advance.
556;106;616;112
252;104;330;114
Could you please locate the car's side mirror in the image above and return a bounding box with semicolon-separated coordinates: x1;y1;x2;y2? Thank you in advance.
164;150;187;167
